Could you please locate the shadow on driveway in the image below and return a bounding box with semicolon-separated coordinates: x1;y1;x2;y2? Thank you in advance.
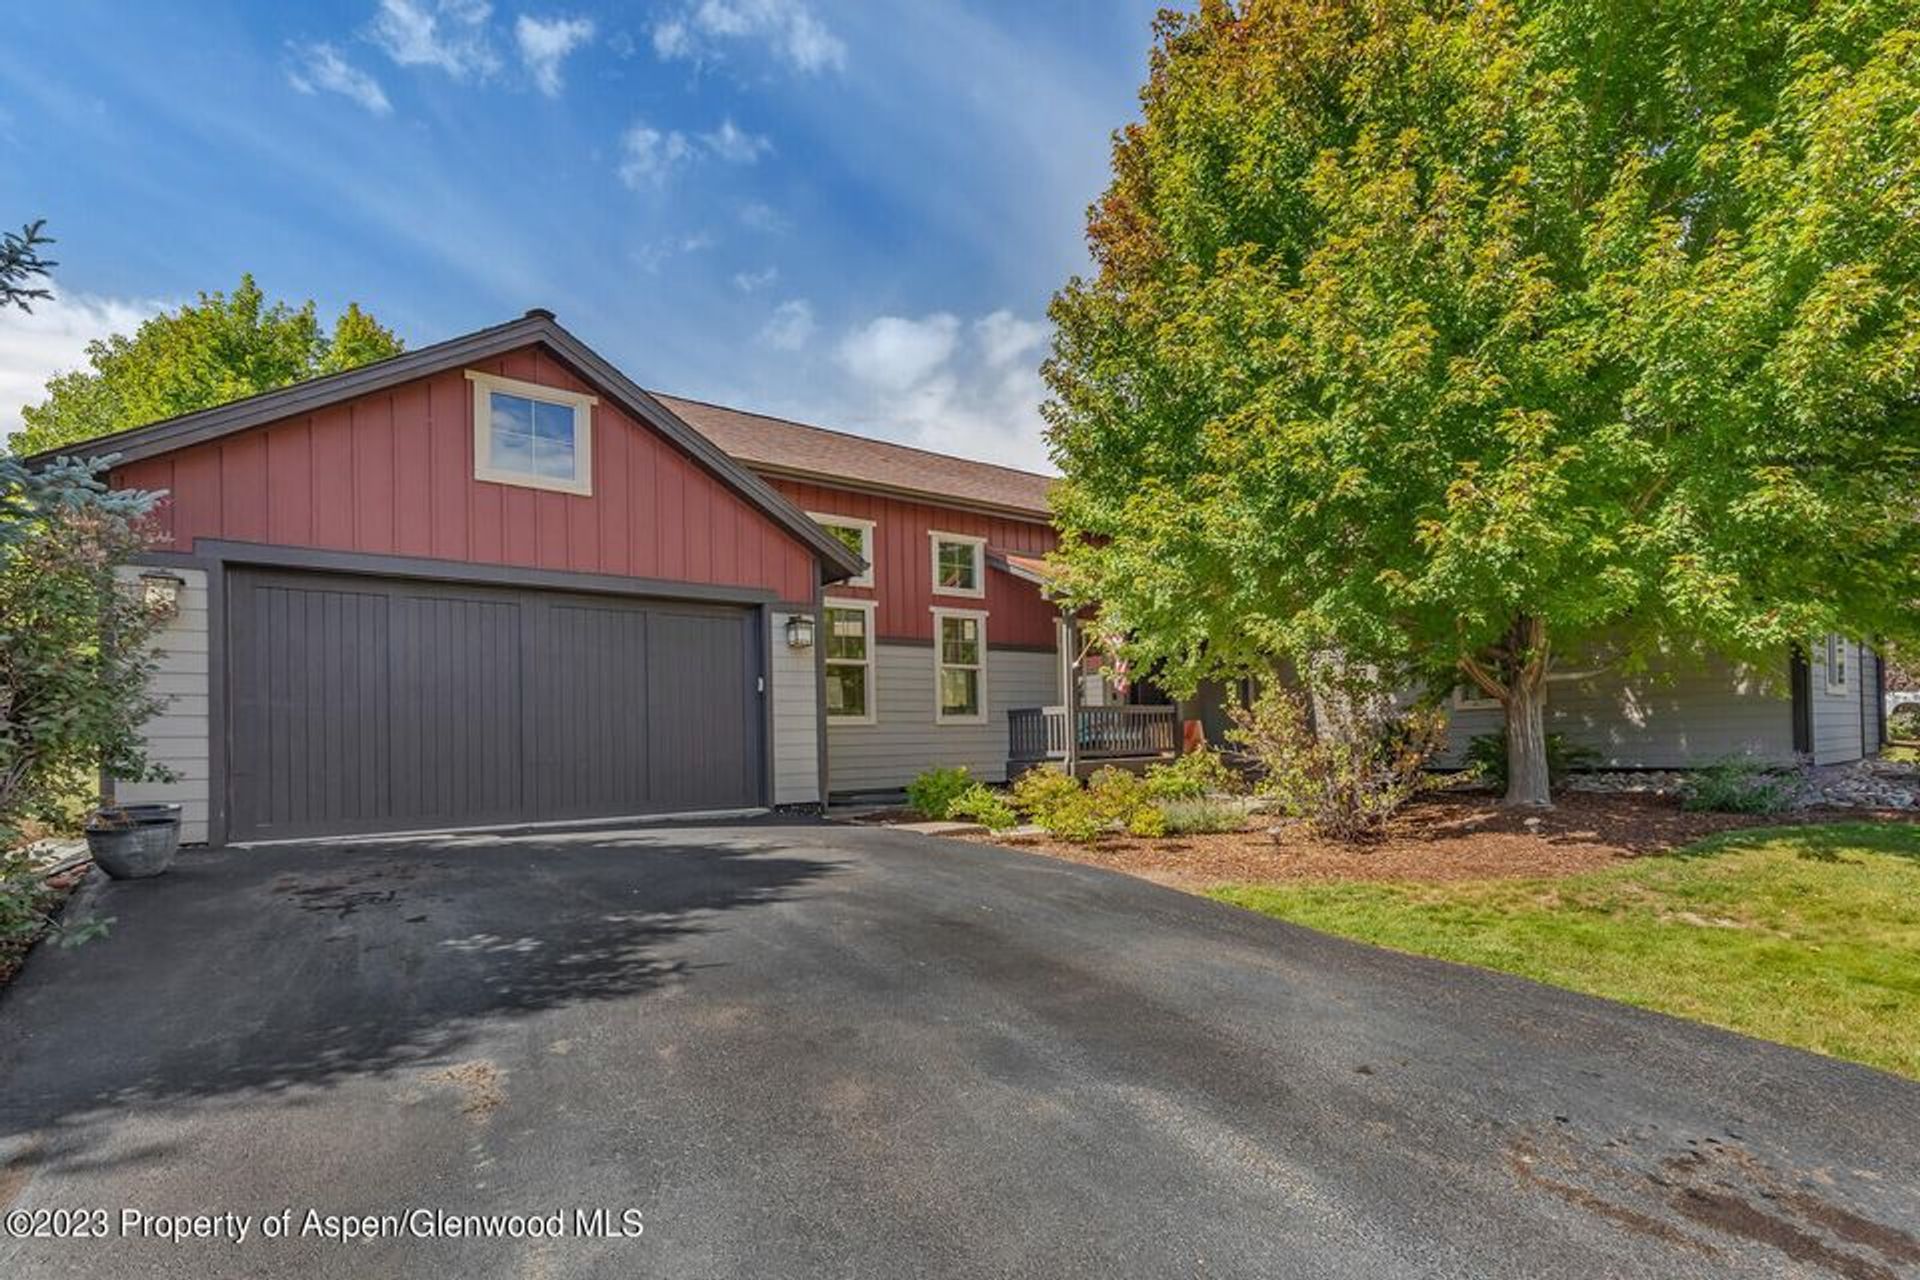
0;822;836;1171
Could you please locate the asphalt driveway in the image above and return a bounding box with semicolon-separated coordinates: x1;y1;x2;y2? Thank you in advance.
1;821;1915;1279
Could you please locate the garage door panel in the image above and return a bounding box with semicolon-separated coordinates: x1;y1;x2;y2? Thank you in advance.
539;602;651;820
652;609;760;813
225;569;761;841
386;593;524;829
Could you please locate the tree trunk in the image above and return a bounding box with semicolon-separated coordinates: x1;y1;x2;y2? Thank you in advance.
1504;665;1552;807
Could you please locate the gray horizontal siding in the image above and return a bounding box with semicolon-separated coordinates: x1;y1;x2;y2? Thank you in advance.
770;610;820;805
115;567;212;843
1437;649;1796;769
1809;638;1867;766
827;644;1057;793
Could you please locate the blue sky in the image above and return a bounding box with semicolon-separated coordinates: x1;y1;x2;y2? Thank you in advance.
0;0;1163;469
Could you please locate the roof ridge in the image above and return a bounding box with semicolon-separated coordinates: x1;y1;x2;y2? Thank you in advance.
650;391;1059;483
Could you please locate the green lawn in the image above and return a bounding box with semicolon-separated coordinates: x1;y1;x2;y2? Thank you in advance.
1210;823;1920;1079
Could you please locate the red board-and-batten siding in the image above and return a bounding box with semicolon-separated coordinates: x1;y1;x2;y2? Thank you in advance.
109;345;821;604
771;478;1060;648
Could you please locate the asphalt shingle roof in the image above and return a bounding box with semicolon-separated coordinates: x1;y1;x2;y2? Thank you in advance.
654;393;1056;518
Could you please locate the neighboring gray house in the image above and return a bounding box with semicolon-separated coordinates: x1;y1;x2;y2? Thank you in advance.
1436;637;1886;769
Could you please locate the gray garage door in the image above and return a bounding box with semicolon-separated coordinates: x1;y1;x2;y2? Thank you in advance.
225;569;763;841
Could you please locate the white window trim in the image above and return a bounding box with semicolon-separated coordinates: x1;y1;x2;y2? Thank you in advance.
929;530;987;599
931;606;989;725
1826;634;1850;695
810;513;875;588
468;369;598;497
823;598;877;726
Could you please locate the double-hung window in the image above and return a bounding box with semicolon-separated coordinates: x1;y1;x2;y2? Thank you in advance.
1825;634;1850;695
469;370;597;496
824;600;876;724
929;531;986;598
811;513;875;588
933;608;987;724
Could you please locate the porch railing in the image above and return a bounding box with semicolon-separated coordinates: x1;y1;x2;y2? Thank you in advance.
1007;705;1181;767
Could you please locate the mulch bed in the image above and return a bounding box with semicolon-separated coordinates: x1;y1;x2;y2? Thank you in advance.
965;791;1909;887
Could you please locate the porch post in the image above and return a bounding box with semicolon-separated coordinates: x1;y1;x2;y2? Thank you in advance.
1062;610;1080;780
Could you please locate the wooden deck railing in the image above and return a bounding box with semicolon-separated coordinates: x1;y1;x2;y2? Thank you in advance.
1007;705;1180;767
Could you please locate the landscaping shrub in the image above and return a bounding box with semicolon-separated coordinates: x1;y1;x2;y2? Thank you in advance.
1126;804;1168;838
1465;730;1599;793
1889;704;1920;742
1142;749;1241;801
2;456;168;959
1;455;170;847
1681;756;1798;815
1156;797;1251;835
1228;686;1445;841
946;783;1017;832
905;765;975;820
1011;767;1101;840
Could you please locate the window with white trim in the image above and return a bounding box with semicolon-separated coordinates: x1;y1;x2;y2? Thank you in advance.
1826;634;1850;695
933;608;987;723
469;370;597;495
824;600;876;724
930;531;985;597
811;513;875;588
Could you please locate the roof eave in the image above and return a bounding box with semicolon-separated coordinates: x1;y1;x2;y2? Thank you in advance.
735;460;1054;524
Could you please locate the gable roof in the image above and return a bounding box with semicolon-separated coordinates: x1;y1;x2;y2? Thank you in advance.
24;310;866;584
654;394;1056;520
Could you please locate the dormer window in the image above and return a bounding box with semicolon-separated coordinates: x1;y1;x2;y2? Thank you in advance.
469;370;597;496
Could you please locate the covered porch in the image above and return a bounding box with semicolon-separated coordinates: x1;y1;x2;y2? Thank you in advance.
990;547;1188;779
1006;704;1181;777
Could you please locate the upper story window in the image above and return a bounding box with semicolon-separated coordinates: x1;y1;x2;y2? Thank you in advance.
1825;634;1850;695
468;370;597;496
824;600;876;724
811;513;875;588
930;531;986;598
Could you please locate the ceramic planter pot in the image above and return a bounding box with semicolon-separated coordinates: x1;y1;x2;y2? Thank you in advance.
85;804;183;879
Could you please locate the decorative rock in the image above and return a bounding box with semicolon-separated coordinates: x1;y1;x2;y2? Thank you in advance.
1566;757;1920;811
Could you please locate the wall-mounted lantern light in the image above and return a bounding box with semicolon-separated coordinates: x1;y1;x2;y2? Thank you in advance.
138;569;186;622
785;613;816;650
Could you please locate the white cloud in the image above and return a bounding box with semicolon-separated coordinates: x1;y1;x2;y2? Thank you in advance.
514;14;594;96
732;266;778;293
650;18;691;59
737;201;788;233
701;118;770;164
286;42;393;116
631;231;716;273
975;309;1049;367
0;287;169;445
370;0;501;79
652;0;845;74
760;299;814;350
836;313;960;392
617;121;693;187
617;118;770;187
813;309;1053;470
606;29;637;58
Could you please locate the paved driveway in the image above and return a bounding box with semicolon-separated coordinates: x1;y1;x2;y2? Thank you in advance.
1;821;1915;1280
